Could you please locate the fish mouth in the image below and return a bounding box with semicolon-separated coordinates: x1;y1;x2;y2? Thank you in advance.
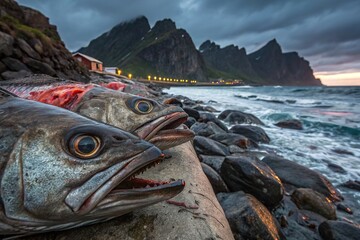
135;112;195;150
65;146;185;215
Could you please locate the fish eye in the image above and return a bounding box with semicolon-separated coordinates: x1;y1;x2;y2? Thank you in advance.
135;100;153;114
70;135;101;159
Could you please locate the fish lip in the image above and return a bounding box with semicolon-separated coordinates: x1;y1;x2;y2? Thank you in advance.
135;112;189;141
65;146;164;214
148;125;195;150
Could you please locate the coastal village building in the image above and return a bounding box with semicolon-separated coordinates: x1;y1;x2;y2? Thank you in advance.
104;67;122;75
72;52;103;72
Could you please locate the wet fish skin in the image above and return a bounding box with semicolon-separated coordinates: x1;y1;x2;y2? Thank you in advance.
0;90;184;235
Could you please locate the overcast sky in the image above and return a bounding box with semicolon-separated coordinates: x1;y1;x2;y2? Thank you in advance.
17;0;360;85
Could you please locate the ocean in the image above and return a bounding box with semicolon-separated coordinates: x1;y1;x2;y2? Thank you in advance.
165;85;360;222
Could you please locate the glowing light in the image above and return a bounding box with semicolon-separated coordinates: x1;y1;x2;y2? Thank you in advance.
128;73;132;79
154;76;157;80
148;75;151;80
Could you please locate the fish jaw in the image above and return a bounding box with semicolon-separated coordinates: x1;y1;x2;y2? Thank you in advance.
65;146;184;215
135;112;194;150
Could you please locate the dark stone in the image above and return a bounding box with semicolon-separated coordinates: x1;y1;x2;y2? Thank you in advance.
17;38;41;60
263;155;343;201
319;220;360;240
218;110;264;125
275;119;303;130
0;32;14;57
23;57;57;76
221;156;284;208
217;191;285;240
1;70;31;80
184;117;196;128
201;163;229;193
336;203;353;214
209;133;258;149
0;61;6;73
340;180;360;191
183;107;200;120
228;145;245;154
163;97;183;108
193;136;230;156
193;105;219;112
230;125;270;143
1;57;30;72
327;162;347;174
190;122;226;137
198;155;225;173
332;148;355;156
291;188;336;220
199;112;228;132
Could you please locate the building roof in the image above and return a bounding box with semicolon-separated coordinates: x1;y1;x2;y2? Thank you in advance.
72;52;103;64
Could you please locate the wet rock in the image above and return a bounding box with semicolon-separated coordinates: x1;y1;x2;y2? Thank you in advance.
1;57;30;72
218;110;264;125
291;188;336;220
209;133;258;149
228;145;245;154
199;112;228;131
17;38;41;60
183;107;200;120
184;117;196;128
275;119;303;130
193;105;219;112
340;180;360;191
221;156;284;208
230;125;270;143
332;148;355;156
263;155;343;201
201;163;229;193
193;136;230;156
336;203;353;214
327;162;347;174
190;122;226;137
198;155;225;173
163;97;183;108
217;191;284;240
319;220;360;240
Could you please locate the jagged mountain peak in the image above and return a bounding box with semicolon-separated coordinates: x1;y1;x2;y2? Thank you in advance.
152;18;177;34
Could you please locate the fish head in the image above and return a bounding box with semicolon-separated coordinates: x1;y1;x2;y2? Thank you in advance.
0;97;184;233
75;86;194;150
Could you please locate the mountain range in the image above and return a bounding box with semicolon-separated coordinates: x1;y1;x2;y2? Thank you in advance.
78;16;321;86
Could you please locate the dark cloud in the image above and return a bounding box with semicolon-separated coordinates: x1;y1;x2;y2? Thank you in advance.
16;0;360;77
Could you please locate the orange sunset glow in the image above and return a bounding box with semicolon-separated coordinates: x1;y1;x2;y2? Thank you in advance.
315;71;360;86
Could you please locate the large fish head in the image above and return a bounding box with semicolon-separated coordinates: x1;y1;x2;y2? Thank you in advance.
0;96;184;233
75;86;194;150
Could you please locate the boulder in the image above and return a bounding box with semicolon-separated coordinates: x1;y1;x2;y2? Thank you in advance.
275;119;303;130
163;97;183;108
24;142;234;240
193;136;230;156
191;122;227;137
17;38;41;60
291;188;336;220
23;57;57;76
209;133;258;149
184;116;196;128
319;220;360;240
218;110;264;125
263;155;343;201
183;107;200;120
198;155;225;173
340;180;360;191
217;191;284;240
199;112;228;131
193;105;219;112
230;125;270;143
0;32;14;57
221;156;284;208
1;70;31;80
1;57;30;72
201;163;229;193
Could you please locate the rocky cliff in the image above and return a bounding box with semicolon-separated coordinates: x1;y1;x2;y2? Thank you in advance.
78;17;208;81
0;0;89;82
200;39;322;86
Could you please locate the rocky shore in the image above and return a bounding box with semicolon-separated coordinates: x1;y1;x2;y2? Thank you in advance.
156;84;360;240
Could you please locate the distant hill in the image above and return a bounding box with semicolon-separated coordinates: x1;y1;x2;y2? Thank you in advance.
79;16;322;86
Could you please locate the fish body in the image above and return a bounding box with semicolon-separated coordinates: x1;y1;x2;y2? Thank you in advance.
0;89;184;236
1;79;194;150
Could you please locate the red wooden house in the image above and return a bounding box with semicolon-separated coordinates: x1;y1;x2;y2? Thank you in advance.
72;52;103;72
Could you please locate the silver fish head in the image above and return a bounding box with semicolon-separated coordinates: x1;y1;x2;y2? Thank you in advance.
0;94;184;234
75;86;195;150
